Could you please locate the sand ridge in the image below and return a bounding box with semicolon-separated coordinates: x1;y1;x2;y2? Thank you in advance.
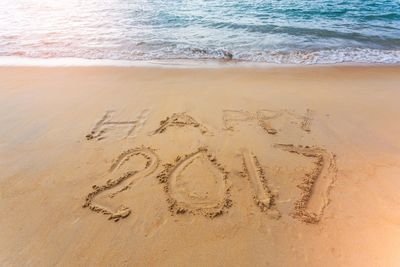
241;149;280;219
82;146;160;222
151;112;209;135
86;109;150;141
157;147;232;218
274;144;337;223
223;108;313;135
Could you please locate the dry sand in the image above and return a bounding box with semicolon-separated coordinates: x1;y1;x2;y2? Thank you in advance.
0;66;399;266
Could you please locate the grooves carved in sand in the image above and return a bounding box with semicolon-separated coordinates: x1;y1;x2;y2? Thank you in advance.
151;112;209;135
82;146;160;222
222;110;255;131
256;110;282;135
274;144;337;224
241;150;280;218
86;109;150;141
157;147;232;218
300;109;313;133
257;109;313;134
223;109;313;134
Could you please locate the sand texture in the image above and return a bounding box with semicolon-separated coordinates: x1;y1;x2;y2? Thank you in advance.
0;66;399;266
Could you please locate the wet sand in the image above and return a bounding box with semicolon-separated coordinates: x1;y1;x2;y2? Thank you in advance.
0;66;399;266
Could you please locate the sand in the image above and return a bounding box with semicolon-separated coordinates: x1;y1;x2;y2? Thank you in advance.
0;65;399;266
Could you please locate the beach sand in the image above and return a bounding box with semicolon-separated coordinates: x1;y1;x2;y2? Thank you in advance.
0;66;399;266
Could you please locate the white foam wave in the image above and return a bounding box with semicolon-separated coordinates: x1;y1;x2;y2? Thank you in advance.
0;48;399;67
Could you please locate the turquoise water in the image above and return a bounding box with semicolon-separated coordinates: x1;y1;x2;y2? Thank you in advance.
0;0;399;64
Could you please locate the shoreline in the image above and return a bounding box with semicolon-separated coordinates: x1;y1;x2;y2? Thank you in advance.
1;56;400;69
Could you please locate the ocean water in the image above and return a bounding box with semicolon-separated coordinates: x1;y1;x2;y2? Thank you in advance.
0;0;399;65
